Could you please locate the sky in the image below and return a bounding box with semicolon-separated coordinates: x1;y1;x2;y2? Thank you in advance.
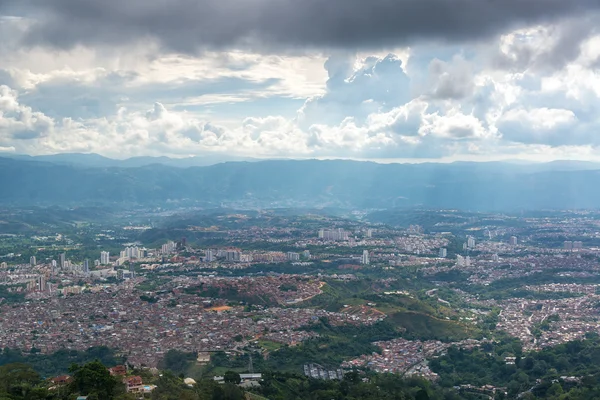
1;0;600;162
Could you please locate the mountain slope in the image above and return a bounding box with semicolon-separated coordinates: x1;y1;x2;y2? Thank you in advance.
1;157;600;210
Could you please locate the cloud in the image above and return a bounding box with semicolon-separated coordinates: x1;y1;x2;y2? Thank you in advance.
298;53;410;127
425;57;475;100
492;17;600;73
0;85;54;142
498;107;583;146
2;0;600;53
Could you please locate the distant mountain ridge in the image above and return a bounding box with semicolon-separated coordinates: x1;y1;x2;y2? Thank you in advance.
1;156;600;210
0;152;258;168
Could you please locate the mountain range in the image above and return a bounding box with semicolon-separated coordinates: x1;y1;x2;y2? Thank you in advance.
1;154;600;210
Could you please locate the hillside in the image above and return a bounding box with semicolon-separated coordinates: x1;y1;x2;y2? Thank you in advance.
2;157;600;210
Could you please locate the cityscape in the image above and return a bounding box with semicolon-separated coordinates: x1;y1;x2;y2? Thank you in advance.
2;206;600;398
3;0;600;398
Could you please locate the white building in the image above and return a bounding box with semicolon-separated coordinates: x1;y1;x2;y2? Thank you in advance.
361;250;370;265
161;241;177;255
467;236;475;248
30;256;36;267
509;236;518;246
319;229;349;241
100;251;110;265
438;248;447;258
287;252;301;261
205;249;215;262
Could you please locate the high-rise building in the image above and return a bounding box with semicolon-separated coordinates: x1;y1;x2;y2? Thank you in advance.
366;229;373;238
30;256;36;267
83;259;90;274
287;252;300;261
438;248;447;258
226;251;241;262
361;250;370;265
51;260;57;268
467;237;475;248
573;241;583;249
302;250;311;259
465;256;471;267
492;254;500;262
240;254;253;262
38;275;46;292
564;241;573;250
161;241;176;255
509;236;518;246
59;253;66;269
205;249;215;262
456;255;465;267
0;262;7;269
319;229;349;241
100;251;110;265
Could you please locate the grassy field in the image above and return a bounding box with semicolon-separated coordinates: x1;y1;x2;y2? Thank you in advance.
258;340;284;352
387;311;473;341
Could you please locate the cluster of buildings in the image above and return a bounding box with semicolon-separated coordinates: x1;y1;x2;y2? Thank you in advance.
0;278;381;367
342;338;485;380
318;228;350;241
496;293;600;351
303;363;344;380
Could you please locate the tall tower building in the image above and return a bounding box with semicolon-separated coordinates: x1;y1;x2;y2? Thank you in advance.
467;237;475;248
59;253;66;269
509;236;518;246
83;259;90;274
30;256;36;267
205;249;215;262
439;248;447;258
361;250;370;265
38;275;46;292
100;251;110;265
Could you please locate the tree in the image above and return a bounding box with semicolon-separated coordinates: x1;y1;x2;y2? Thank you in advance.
223;371;241;385
0;363;43;399
415;389;430;400
70;360;121;399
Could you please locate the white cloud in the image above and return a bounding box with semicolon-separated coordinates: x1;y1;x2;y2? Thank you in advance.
3;12;600;162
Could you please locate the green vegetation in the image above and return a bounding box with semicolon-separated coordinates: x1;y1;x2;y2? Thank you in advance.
158;350;198;376
0;346;125;377
431;336;600;399
0;285;26;303
255;370;458;400
140;294;159;303
387;311;472;342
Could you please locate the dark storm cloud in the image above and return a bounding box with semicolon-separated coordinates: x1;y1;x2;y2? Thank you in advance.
1;0;599;52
